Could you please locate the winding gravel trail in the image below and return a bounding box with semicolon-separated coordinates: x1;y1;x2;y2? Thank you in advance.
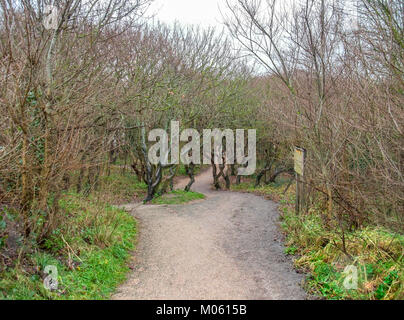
112;169;307;300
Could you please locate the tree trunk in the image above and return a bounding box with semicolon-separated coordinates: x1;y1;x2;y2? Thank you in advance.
222;163;231;189
255;161;274;187
159;165;177;195
266;167;293;184
184;163;195;192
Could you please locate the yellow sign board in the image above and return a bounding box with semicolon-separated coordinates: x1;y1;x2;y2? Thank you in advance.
294;147;306;176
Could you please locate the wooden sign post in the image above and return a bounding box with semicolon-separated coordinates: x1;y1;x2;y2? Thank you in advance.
294;147;306;215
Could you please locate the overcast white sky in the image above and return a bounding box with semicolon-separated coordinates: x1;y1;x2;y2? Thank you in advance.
149;0;226;29
148;0;357;29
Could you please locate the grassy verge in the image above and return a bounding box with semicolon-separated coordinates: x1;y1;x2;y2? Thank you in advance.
151;190;205;205
231;179;404;300
0;172;146;300
177;164;202;177
95;171;147;205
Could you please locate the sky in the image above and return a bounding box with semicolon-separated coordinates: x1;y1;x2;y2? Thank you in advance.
149;0;226;29
148;0;358;29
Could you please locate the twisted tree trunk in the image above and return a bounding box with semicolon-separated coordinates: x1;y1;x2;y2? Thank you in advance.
184;163;196;192
266;167;294;184
255;160;274;187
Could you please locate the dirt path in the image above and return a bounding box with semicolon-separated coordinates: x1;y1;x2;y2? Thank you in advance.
113;169;307;300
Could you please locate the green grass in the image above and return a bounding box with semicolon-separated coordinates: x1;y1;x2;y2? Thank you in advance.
285;211;404;300
94;171;147;204
0;188;137;300
177;164;201;177
231;178;295;204
284;246;298;256
231;177;404;300
151;190;205;205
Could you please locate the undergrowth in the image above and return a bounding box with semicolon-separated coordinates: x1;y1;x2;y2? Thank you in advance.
0;174;141;300
231;178;404;300
87;169;147;205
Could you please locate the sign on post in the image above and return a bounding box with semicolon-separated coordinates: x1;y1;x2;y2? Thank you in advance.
294;147;305;176
294;146;306;214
